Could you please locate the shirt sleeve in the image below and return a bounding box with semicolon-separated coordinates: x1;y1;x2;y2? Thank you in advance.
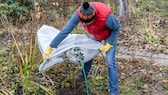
105;14;121;45
50;11;79;48
106;14;120;31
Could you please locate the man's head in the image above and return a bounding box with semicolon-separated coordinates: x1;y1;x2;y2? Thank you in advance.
78;2;96;24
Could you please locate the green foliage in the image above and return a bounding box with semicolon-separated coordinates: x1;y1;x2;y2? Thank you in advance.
147;36;160;44
119;76;145;95
143;30;160;44
22;75;36;93
154;1;168;17
159;47;167;53
139;0;168;17
163;92;168;95
0;1;31;15
139;0;151;4
87;64;109;94
16;32;41;94
132;76;145;89
119;85;137;95
61;81;71;88
0;52;20;94
0;0;32;25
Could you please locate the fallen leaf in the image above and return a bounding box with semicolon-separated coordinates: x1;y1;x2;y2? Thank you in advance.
162;80;168;83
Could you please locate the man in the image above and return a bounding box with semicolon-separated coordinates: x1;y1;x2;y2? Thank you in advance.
44;2;120;95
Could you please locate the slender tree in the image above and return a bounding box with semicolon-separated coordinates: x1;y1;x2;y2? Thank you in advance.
119;0;128;18
135;0;139;7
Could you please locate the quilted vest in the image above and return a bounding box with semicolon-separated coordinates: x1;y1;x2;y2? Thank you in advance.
77;2;111;40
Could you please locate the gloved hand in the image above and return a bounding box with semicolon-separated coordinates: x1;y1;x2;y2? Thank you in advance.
99;43;113;52
44;46;53;60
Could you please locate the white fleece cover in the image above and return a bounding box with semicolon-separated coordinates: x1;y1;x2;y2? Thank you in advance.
38;25;103;71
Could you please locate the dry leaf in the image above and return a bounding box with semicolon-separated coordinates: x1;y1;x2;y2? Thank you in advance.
162;80;168;83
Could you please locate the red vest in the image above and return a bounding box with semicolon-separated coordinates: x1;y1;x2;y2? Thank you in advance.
77;2;111;40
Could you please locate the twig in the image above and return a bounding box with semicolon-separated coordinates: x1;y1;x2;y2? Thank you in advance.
30;81;53;95
0;89;11;95
94;65;100;77
42;73;55;85
9;27;24;76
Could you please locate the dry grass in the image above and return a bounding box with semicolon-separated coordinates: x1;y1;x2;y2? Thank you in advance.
0;0;168;95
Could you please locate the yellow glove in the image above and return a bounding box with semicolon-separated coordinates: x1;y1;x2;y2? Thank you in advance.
99;43;113;52
44;46;53;60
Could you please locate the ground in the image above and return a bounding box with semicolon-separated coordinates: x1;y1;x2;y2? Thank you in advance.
0;1;168;95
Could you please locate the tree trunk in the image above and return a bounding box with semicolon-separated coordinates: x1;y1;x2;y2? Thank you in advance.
135;0;139;7
119;0;128;18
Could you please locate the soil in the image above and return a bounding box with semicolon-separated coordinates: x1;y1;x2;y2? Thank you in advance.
0;2;168;95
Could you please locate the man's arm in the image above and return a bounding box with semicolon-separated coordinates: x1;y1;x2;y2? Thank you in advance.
50;11;79;48
105;14;120;45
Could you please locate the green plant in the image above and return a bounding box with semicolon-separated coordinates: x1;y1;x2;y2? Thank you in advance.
0;0;32;25
143;30;160;44
119;76;145;95
119;85;137;95
16;35;41;94
132;76;145;89
163;92;168;95
61;80;71;88
139;0;151;5
9;25;42;94
159;47;167;53
147;36;160;44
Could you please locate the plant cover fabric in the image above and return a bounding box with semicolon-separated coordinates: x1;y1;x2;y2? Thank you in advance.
38;25;104;71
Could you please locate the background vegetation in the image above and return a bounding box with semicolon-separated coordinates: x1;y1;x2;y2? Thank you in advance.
0;0;168;95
